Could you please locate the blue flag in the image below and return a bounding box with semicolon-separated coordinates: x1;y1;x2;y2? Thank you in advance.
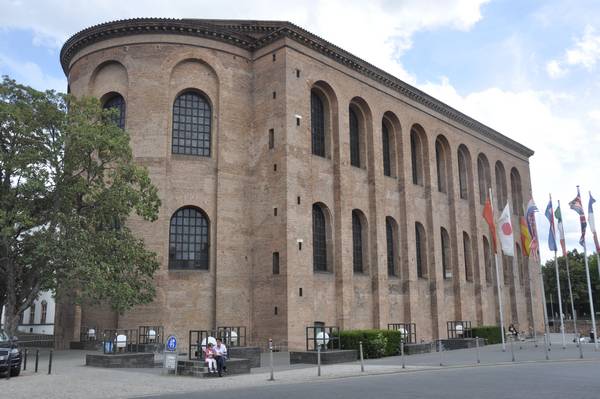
545;199;557;252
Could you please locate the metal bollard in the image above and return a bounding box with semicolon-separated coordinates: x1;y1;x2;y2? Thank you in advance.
578;334;584;359
6;351;10;380
23;349;27;371
48;350;53;375
544;334;549;360
359;341;365;372
401;341;405;369
438;340;444;367
317;344;321;376
268;339;275;381
35;349;39;373
510;337;515;362
476;336;480;365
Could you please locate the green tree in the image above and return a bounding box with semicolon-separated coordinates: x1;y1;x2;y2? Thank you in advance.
0;76;160;336
542;250;600;319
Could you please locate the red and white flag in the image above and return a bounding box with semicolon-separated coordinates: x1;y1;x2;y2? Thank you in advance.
497;203;514;256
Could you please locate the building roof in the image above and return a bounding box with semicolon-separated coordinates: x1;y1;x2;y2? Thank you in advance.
60;18;534;158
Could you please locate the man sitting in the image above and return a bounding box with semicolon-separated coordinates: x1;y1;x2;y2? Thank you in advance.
214;338;228;377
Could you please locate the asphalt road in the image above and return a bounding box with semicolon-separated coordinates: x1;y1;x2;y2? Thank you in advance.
140;360;600;399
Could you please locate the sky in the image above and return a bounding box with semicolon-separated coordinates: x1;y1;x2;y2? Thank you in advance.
1;0;600;263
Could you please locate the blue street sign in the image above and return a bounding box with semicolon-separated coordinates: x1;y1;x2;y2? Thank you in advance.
166;335;177;352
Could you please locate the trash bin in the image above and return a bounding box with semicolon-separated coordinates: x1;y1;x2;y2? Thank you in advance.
590;331;595;343
104;340;113;353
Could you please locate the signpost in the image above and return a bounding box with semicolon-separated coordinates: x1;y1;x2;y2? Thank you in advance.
164;335;178;375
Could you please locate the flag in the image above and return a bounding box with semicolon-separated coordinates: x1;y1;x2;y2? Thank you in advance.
483;195;497;253
589;193;600;252
569;187;587;247
545;199;557;252
526;199;540;262
554;203;567;257
497;203;514;256
520;216;531;256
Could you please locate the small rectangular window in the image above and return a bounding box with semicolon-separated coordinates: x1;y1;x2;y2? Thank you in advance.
296;117;301;126
272;91;277;99
298;242;302;251
272;252;280;274
274;208;278;216
299;288;303;297
274;306;278;315
296;69;301;78
273;164;277;172
272;53;276;62
297;196;301;205
269;129;274;149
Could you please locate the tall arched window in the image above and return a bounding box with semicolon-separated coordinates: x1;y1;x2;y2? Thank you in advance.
352;210;364;273
29;303;36;324
441;227;451;279
516;243;524;285
169;207;210;270
172;91;212;156
386;217;397;276
510;168;523;215
349;108;361;167
40;300;48;324
435;139;448;193
458;146;470;200
311;90;326;157
410;127;426;186
463;232;473;282
313;204;328;272
483;236;492;285
415;222;427;278
382;122;392;177
477;154;491;205
103;93;126;129
495;161;508;207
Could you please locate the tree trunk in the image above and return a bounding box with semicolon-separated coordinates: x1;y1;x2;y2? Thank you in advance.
4;258;18;337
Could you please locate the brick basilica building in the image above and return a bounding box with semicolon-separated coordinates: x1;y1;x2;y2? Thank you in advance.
55;18;543;350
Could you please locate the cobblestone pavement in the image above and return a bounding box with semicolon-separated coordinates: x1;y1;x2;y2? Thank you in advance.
2;334;599;399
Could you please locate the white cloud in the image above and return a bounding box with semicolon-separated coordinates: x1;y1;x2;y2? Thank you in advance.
546;25;600;78
0;53;66;92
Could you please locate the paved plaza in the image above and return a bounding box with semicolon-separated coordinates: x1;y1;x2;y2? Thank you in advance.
2;334;599;399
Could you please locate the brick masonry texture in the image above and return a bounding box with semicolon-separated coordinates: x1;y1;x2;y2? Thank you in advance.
54;19;543;351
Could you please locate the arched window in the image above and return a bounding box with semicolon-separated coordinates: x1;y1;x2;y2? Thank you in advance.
410;128;425;185
516;243;524;285
458;146;470;200
313;204;328;272
311;90;326;157
169;207;210;270
495;161;508;207
103;93;126;129
510;168;523;215
172;91;212;156
382;122;392;177
415;222;427;278
441;227;451;279
352;210;365;273
483;236;492;285
386;217;398;276
477;154;491;205
435;139;447;193
463;232;473;282
40;300;48;324
29;303;36;324
349;108;361;167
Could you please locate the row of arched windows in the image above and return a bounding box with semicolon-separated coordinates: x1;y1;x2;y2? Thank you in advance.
102;90;213;157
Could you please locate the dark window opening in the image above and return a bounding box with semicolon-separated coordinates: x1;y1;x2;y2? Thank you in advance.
103;94;126;129
274;208;277;216
386;217;396;276
296;69;301;78
349;108;361;167
273;91;277;99
352;210;364;273
313;204;328;272
169;207;210;270
299;288;303;296
441;227;451;279
172;91;211;156
311;91;326;157
382;122;392;177
272;252;280;274
269;128;274;149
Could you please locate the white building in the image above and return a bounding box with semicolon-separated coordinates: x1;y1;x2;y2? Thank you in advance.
1;291;55;335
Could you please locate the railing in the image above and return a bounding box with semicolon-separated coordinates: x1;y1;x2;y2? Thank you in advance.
101;329;138;354
188;330;214;360
216;326;246;347
79;326;99;342
138;325;164;345
447;320;473;339
388;323;417;344
305;326;341;351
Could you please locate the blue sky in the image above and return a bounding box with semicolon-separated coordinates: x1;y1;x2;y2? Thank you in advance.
2;0;600;262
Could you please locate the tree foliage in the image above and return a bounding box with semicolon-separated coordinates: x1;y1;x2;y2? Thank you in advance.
0;76;160;336
542;249;600;319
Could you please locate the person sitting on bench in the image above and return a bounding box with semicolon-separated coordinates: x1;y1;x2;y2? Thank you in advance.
204;343;217;373
214;338;228;377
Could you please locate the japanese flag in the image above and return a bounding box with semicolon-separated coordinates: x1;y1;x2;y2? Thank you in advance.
497;203;514;257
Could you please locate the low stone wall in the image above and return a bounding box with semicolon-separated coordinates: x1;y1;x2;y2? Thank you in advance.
228;346;261;368
403;343;433;355
177;358;250;377
289;350;357;365
86;353;154;368
440;338;485;350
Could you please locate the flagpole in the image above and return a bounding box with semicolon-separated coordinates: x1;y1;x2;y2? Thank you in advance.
563;250;578;343
582;241;598;351
538;256;551;351
549;195;566;349
490;188;507;352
